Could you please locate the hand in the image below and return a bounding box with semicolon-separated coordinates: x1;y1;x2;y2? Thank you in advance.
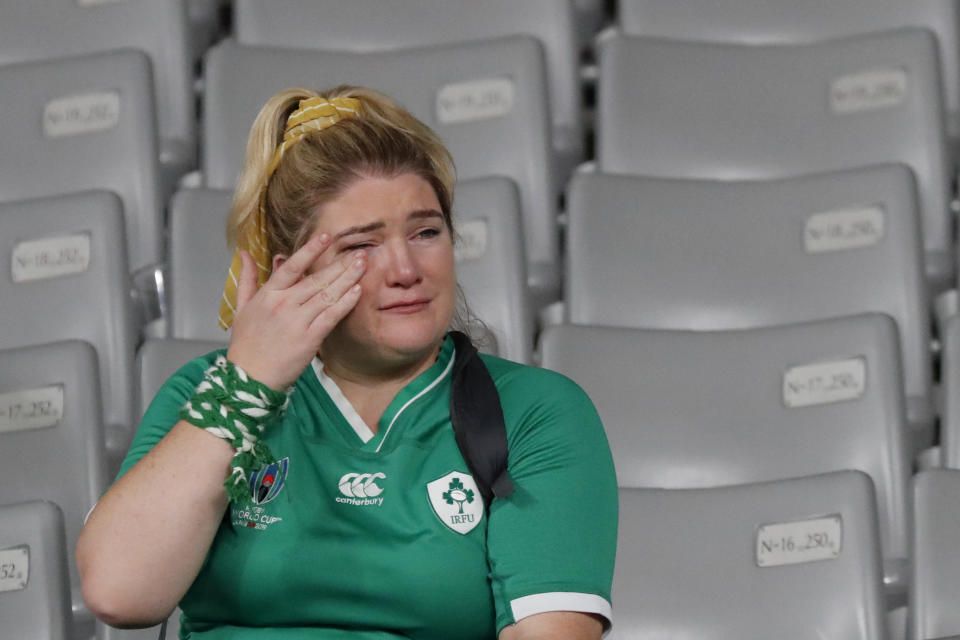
226;231;365;390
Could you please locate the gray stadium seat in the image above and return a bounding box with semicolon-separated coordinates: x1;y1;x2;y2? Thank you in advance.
233;0;582;177
565;167;933;442
0;340;109;633
0;192;138;442
453;177;534;364
167;178;534;362
540;315;911;600
136;338;227;420
611;471;887;640
202;37;559;303
0;0;196;184
0;501;72;640
0;50;164;272
616;0;960;155
167;188;234;342
596;28;953;289
940;314;960;468
100;611;181;640
912;469;960;640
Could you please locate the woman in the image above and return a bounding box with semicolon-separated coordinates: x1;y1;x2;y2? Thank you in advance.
77;86;618;639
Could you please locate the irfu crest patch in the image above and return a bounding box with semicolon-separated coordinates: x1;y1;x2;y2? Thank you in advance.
427;471;484;535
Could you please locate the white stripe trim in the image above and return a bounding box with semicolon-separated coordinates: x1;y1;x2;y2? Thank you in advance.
510;592;612;627
375;349;456;453
311;358;375;443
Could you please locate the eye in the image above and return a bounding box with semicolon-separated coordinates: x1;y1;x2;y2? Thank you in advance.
342;241;374;253
415;227;441;240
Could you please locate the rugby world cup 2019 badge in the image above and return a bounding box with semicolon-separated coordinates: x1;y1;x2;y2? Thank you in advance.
250;457;289;505
232;458;289;532
427;471;484;535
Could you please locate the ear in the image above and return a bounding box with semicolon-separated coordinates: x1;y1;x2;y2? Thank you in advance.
272;254;289;273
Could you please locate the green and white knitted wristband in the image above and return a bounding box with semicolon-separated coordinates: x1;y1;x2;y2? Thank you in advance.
179;355;292;505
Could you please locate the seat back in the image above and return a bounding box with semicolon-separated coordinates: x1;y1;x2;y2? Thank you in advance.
0;50;163;272
167;188;234;342
596;29;952;286
911;469;960;640
540;316;911;571
0;0;195;175
0;500;72;640
939;314;960;468
617;0;960;148
0;340;109;619
99;610;182;640
565;167;932;434
611;471;887;639
0;192;137;433
454;177;533;363
136;339;227;420
168;178;534;362
202;37;558;299
233;0;581;174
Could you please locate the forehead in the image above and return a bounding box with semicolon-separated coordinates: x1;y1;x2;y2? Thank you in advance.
312;173;442;231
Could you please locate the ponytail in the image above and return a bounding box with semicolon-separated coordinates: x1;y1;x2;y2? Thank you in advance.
226;87;320;251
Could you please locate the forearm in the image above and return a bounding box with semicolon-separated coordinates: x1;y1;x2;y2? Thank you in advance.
76;421;234;628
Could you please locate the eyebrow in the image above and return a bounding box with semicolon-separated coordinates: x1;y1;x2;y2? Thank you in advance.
333;209;443;240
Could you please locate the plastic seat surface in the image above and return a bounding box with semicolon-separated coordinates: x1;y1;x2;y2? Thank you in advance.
611;471;887;639
0;500;72;640
136;338;227;421
540;315;911;591
938;314;960;468
912;469;960;640
565;167;932;434
233;0;582;175
167;188;234;342
596;29;952;287
453;177;534;364
0;50;163;271
617;0;960;148
0;191;138;434
202;37;558;299
0;340;109;626
0;0;195;177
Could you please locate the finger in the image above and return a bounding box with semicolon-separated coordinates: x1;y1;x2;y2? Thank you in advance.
302;251;366;313
235;250;258;313
307;283;363;336
289;250;363;304
265;231;331;291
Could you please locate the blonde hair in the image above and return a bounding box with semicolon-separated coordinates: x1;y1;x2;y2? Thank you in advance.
227;85;456;260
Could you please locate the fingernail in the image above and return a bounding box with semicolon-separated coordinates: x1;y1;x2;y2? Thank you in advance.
352;250;365;260
353;258;365;270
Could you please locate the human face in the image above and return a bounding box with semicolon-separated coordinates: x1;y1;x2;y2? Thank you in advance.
307;173;455;374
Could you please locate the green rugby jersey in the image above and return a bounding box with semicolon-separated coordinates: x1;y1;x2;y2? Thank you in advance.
120;334;618;639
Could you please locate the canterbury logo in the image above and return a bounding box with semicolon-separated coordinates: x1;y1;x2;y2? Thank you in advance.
338;472;386;498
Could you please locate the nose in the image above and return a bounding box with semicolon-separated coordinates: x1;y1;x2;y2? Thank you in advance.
382;238;421;288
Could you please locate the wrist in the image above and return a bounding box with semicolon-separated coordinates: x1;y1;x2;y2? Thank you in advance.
224;348;292;392
179;355;293;505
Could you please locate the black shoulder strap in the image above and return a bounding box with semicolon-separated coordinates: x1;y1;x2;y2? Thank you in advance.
448;331;514;506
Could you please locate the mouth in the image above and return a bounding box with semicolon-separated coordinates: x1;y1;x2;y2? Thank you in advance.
379;298;431;314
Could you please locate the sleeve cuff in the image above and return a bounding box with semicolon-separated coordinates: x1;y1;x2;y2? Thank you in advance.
509;592;612;628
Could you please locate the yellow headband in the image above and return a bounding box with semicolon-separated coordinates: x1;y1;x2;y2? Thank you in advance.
218;96;361;330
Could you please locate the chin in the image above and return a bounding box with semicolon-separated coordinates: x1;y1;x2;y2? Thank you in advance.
376;325;448;359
